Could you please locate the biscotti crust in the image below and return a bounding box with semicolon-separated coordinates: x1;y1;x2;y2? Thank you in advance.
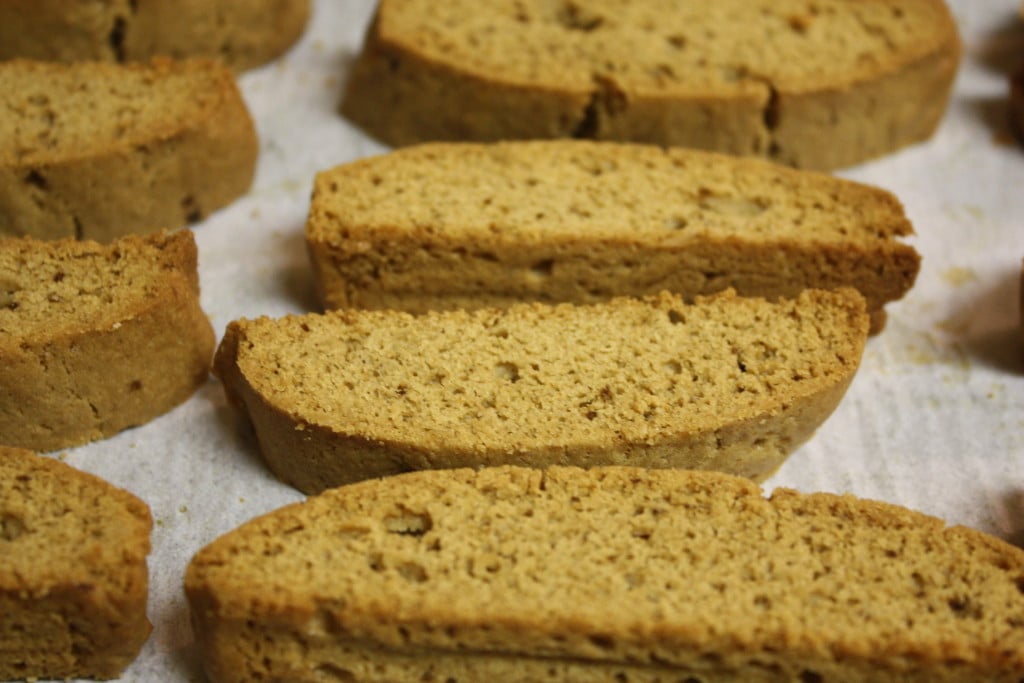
214;289;868;493
341;0;961;170
0;0;310;71
307;141;919;323
0;231;215;451
0;59;257;242
0;446;152;680
186;466;1024;683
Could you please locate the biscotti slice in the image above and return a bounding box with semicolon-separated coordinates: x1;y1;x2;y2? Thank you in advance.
0;58;257;242
341;0;961;170
1;446;152;680
214;289;868;494
186;465;1024;683
307;141;919;330
0;230;215;451
0;0;310;71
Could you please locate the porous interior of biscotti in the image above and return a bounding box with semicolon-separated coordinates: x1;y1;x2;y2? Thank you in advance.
377;0;952;93
0;59;228;164
189;466;1024;676
0;447;150;675
0;231;190;341
309;142;911;245
233;289;865;451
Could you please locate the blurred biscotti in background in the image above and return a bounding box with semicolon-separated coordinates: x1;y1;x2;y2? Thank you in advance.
214;289;869;493
342;0;961;169
0;59;257;242
0;230;215;451
0;0;310;71
185;465;1024;683
0;445;152;680
307;141;920;332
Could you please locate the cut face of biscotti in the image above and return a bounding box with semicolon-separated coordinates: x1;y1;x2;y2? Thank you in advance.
186;466;1024;683
341;0;961;170
0;58;257;242
214;289;868;494
307;141;919;328
0;230;215;451
1;446;152;680
0;0;310;71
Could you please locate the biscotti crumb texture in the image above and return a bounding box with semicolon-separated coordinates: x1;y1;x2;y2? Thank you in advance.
307;141;919;327
214;289;869;493
342;0;961;170
0;58;257;242
0;230;215;451
1;446;152;681
0;0;311;71
186;465;1024;683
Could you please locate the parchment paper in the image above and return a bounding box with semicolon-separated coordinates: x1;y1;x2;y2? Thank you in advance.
41;1;1024;680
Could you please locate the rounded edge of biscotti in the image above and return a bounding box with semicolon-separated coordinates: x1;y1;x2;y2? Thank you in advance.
213;288;869;492
184;464;1024;680
0;229;216;451
340;0;961;167
305;140;920;318
0;57;258;240
0;445;153;680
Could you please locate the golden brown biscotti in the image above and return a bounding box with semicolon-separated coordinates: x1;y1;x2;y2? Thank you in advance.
341;0;961;170
0;0;310;71
0;230;215;451
307;141;920;330
214;289;869;494
0;58;257;242
1;446;152;680
186;465;1024;683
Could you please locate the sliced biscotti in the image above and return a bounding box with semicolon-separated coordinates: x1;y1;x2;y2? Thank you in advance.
0;58;257;242
307;141;919;329
0;230;215;451
341;0;961;169
0;0;310;71
214;289;868;494
186;465;1024;683
1;446;152;680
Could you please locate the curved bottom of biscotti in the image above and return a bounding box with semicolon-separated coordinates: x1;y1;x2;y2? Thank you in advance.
229;355;855;495
195;623;1016;683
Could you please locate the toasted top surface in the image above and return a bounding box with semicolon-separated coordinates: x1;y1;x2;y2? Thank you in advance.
0;446;151;594
222;289;868;452
309;142;912;246
375;0;958;94
0;58;238;165
0;230;199;344
188;465;1024;670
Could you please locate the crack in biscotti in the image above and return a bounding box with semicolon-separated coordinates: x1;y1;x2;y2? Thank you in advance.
764;83;782;161
107;1;138;62
571;75;628;139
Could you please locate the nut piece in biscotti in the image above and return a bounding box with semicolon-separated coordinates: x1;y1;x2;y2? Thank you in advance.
186;465;1024;683
0;230;215;451
0;0;311;71
214;289;869;494
341;0;961;170
307;141;920;332
1;446;152;681
0;58;257;242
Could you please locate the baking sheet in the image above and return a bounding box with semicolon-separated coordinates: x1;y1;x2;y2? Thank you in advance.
36;1;1024;680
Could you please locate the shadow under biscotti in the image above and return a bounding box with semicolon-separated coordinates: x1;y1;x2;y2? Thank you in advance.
942;266;1024;375
1000;489;1024;550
